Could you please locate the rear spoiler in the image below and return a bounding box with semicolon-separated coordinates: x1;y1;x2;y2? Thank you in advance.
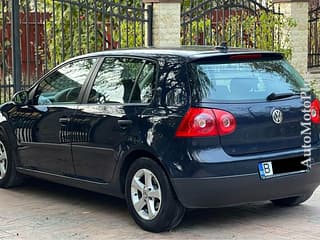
189;52;284;64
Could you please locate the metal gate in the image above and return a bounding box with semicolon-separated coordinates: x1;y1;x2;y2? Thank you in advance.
309;0;320;68
0;0;152;103
181;0;285;51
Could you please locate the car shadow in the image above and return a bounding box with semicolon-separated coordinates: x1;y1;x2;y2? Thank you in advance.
10;178;315;233
178;200;314;232
13;178;127;213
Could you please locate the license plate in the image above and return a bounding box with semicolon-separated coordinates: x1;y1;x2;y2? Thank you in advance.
258;161;274;178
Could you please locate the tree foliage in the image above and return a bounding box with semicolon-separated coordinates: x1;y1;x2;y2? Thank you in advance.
226;11;297;59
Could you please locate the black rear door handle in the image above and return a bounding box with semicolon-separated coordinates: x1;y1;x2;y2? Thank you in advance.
59;117;72;124
118;119;133;128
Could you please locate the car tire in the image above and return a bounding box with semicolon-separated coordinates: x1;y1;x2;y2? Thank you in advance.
0;131;23;188
271;193;313;207
125;157;185;232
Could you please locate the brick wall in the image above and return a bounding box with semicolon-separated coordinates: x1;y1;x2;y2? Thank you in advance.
144;0;181;48
275;1;309;78
152;3;181;47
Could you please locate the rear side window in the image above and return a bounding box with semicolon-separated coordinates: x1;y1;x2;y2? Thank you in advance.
189;59;305;102
89;57;156;104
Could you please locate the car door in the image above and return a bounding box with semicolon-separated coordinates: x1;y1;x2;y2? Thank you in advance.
71;57;156;183
10;58;97;176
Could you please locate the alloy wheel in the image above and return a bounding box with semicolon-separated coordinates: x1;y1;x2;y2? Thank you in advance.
0;141;8;180
130;169;162;220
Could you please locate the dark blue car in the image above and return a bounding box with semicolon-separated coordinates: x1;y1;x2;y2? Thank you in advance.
0;47;319;232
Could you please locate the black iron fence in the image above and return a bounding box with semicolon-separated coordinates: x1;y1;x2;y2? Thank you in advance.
0;0;152;103
309;1;320;68
181;0;287;52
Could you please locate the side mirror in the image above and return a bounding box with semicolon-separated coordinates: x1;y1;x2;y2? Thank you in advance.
12;90;29;105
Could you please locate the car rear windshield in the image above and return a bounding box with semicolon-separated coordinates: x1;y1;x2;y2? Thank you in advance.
189;59;305;102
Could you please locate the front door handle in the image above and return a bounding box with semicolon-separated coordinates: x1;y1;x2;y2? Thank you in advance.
59;117;72;124
118;119;132;129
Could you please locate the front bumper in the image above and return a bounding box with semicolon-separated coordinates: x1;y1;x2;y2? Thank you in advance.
171;163;320;208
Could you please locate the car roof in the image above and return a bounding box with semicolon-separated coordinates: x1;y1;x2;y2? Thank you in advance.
68;46;283;62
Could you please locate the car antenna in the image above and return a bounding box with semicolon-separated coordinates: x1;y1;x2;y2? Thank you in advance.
215;41;228;51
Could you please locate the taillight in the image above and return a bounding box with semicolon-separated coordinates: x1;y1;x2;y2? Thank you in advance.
213;109;237;135
175;108;236;137
311;99;320;124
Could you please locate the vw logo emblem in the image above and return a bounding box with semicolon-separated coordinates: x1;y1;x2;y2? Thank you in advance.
272;109;283;124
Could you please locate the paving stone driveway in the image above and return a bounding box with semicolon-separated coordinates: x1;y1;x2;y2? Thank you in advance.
0;179;319;240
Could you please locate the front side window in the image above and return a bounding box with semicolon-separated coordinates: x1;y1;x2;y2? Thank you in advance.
36;58;96;105
190;59;305;102
89;57;156;104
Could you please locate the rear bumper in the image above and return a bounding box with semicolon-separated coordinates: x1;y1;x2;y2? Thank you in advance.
172;163;320;208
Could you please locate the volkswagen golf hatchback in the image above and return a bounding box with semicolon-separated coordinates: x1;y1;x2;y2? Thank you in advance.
0;47;320;232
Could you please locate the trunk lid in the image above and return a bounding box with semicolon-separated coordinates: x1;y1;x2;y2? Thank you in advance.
200;99;318;156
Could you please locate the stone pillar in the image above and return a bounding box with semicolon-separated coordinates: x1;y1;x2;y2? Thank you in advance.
143;0;182;48
274;0;309;78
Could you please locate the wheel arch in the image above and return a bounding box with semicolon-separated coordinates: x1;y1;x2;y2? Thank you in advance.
118;149;171;195
0;121;17;148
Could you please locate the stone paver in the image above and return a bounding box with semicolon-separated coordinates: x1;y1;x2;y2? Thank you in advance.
0;179;319;240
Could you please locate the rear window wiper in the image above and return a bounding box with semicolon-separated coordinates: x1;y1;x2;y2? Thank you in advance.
266;92;299;101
